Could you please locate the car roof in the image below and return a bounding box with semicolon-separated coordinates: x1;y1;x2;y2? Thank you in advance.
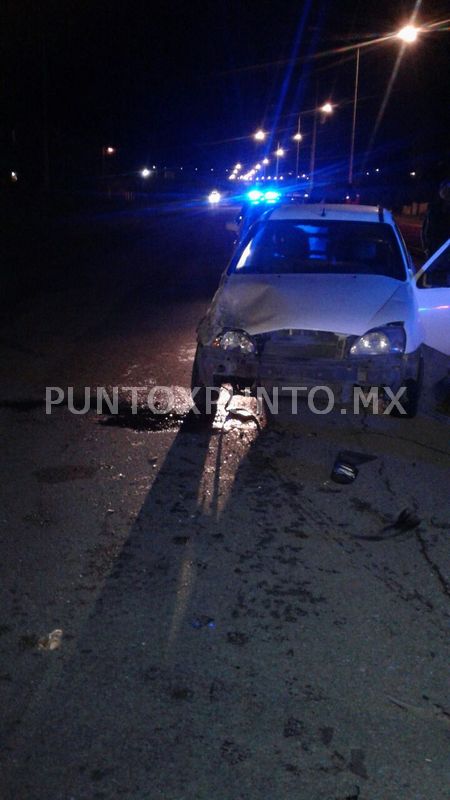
267;203;395;225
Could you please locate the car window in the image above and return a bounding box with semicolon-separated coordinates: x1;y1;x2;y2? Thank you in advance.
229;220;407;280
418;244;450;288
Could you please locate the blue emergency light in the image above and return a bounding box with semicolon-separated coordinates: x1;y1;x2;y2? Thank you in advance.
247;189;263;202
247;188;281;204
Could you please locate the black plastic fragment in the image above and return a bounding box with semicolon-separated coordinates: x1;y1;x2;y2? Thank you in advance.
331;462;358;484
331;450;377;484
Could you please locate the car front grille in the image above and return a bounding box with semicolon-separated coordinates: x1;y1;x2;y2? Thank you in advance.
255;329;349;360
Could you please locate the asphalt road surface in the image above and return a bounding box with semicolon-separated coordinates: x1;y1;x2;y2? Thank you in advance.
0;201;449;800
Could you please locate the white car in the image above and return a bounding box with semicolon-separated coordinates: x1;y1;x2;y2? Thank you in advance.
193;204;450;416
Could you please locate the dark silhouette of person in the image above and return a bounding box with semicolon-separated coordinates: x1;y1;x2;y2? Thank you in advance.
422;178;450;257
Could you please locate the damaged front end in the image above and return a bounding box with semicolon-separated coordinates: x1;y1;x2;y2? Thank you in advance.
194;325;421;405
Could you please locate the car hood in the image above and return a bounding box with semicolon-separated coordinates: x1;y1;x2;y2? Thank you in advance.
199;273;413;341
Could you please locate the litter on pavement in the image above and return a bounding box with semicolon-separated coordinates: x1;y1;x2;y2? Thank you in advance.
38;629;63;651
331;450;377;484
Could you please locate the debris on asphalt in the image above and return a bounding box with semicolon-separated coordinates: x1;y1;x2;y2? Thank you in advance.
331;451;377;484
214;390;265;432
331;461;358;484
38;629;63;651
190;616;216;629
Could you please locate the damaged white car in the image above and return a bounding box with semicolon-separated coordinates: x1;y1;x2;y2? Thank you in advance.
193;204;450;417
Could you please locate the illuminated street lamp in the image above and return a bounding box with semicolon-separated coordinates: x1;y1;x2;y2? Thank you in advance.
310;101;334;190
141;168;151;178
293;114;303;177
349;25;420;184
254;129;266;142
397;24;419;43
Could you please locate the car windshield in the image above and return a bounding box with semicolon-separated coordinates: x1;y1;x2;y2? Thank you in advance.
229;219;406;280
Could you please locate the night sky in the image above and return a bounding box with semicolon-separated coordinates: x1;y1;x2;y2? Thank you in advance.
1;0;449;186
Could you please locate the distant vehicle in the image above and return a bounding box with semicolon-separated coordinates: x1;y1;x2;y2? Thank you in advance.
193;204;450;417
208;189;221;205
227;188;282;237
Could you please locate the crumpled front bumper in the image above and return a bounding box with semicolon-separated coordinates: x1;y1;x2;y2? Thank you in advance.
196;343;422;403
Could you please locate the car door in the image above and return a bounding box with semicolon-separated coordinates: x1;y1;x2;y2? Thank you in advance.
415;239;450;355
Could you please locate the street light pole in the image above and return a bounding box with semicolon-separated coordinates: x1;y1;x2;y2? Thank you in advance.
310;101;333;191
309;81;319;191
309;112;317;190
356;25;420;176
101;146;116;177
275;144;285;178
348;46;360;186
294;114;302;177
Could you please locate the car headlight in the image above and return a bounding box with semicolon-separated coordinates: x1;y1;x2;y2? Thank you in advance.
208;190;221;204
213;330;256;354
350;326;406;356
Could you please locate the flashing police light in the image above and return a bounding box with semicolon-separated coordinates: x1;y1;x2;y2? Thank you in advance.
247;189;263;202
264;190;281;202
